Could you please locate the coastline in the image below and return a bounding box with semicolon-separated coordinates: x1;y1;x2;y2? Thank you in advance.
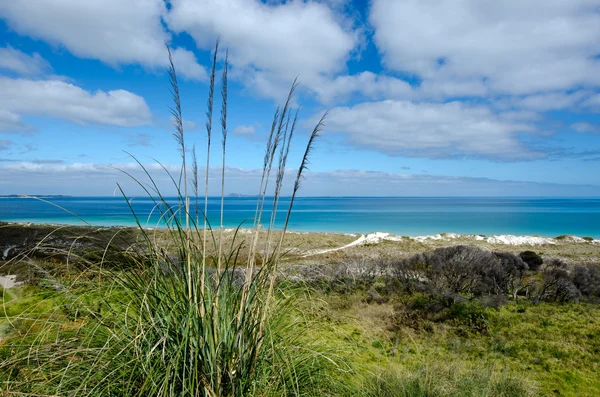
2;221;599;267
1;220;599;245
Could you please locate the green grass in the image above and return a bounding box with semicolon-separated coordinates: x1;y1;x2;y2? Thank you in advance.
1;281;543;397
307;289;600;397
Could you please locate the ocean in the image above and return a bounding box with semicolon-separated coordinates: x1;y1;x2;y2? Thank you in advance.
1;196;599;238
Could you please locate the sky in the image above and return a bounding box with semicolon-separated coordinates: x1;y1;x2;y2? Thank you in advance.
0;0;599;196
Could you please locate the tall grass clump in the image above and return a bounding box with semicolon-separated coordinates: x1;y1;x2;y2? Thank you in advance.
0;42;332;396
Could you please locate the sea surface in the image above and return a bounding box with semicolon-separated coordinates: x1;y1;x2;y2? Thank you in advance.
1;196;599;238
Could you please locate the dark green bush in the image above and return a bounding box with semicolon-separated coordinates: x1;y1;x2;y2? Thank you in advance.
519;251;543;271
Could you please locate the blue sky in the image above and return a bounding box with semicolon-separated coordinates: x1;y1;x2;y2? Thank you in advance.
0;0;599;196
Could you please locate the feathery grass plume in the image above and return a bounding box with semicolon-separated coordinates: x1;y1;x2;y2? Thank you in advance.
253;107;279;229
166;44;192;302
239;84;298;320
245;81;298;280
203;39;219;297
254;78;297;235
240;107;280;305
217;48;229;275
259;108;294;265
166;45;187;204
280;110;327;253
258;111;328;342
291;111;328;199
265;107;299;263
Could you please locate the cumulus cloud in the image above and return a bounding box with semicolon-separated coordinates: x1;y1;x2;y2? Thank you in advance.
313;71;414;103
417;78;489;100
166;0;358;99
0;45;51;75
514;91;591;111
370;0;600;97
169;48;208;81
323;100;539;160
0;109;35;134
0;77;152;130
0;0;205;80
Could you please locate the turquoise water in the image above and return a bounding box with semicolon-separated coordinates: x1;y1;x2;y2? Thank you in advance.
1;197;599;238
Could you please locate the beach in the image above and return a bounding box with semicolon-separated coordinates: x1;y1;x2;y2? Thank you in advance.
2;222;599;271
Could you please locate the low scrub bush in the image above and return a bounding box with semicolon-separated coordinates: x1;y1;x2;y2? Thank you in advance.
533;260;581;303
572;265;600;299
519;251;543;271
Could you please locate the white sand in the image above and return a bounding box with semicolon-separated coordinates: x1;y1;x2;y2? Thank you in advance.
486;235;556;245
301;231;599;256
302;233;369;256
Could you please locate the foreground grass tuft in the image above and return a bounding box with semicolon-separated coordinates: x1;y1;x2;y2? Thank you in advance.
0;42;330;396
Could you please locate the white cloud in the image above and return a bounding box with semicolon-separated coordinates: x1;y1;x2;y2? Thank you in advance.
170;48;208;81
370;0;600;97
417;78;488;99
0;77;152;129
234;125;256;135
0;46;51;75
0;0;205;80
0;109;34;133
515;91;590;111
496;110;541;122
324;100;539;160
166;0;358;98
571;122;600;134
313;71;413;104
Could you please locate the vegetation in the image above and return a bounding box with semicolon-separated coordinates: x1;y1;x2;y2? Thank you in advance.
0;42;328;396
519;251;544;271
1;43;599;397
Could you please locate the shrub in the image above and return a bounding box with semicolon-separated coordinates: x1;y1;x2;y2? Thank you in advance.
519;251;543;271
534;259;581;303
387;253;427;295
572;265;600;299
421;245;496;296
490;252;529;299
